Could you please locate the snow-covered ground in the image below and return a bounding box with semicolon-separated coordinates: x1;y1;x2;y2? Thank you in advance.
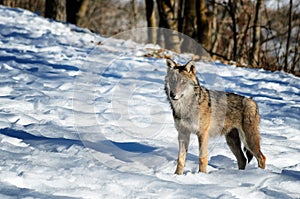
0;6;299;199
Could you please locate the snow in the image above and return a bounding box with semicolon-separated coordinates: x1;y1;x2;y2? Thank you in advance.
0;5;299;199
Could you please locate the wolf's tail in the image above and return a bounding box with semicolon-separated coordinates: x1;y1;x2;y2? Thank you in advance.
242;97;266;169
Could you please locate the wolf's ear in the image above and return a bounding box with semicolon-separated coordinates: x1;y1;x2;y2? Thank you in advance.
166;58;177;70
185;60;196;75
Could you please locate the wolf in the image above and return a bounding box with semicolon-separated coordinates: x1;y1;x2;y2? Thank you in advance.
164;58;266;175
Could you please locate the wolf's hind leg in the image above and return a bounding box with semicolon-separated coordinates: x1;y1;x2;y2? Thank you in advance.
243;134;266;169
254;150;266;169
226;128;247;170
244;141;266;169
242;128;266;169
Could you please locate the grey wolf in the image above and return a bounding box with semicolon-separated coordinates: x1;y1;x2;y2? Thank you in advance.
164;58;266;175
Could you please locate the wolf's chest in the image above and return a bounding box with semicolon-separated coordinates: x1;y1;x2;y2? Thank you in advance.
172;102;200;133
174;116;200;134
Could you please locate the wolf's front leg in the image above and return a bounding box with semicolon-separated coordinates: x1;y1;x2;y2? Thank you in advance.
198;133;209;173
175;132;190;175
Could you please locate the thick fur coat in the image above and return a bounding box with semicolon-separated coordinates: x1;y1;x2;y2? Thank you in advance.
164;59;266;174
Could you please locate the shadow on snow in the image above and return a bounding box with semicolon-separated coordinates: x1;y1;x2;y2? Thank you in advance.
0;128;156;154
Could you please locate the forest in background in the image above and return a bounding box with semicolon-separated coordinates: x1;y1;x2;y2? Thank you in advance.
1;0;299;76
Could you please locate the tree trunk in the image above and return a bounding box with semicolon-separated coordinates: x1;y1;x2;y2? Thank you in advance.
145;0;157;44
210;0;218;58
156;0;176;30
131;0;138;28
45;0;66;21
182;0;197;39
76;0;90;28
237;13;251;65
290;46;298;74
284;0;293;72
291;24;300;74
250;0;263;68
228;0;237;61
177;0;184;33
0;0;16;7
156;0;181;52
66;0;82;25
196;0;210;50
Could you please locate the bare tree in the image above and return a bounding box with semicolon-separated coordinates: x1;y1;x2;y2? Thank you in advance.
2;0;300;76
182;0;197;39
290;1;300;75
0;0;16;7
236;2;252;65
250;0;264;67
283;0;293;72
145;0;157;43
227;0;238;61
66;0;89;26
196;0;210;50
45;0;66;21
76;0;90;28
210;0;218;59
156;0;181;52
131;0;138;28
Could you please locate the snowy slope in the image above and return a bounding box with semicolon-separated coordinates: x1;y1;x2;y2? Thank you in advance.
0;6;299;199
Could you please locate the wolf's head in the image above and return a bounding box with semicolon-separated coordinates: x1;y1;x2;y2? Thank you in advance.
165;59;199;101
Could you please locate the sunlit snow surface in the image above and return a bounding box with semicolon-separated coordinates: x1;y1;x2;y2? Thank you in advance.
0;6;299;199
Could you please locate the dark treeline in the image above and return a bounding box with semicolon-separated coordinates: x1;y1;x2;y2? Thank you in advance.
1;0;299;76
